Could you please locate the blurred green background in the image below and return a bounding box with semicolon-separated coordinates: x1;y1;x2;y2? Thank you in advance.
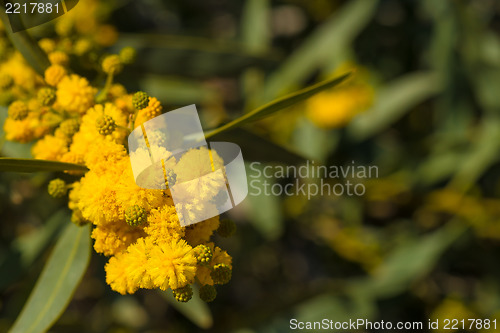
3;0;500;332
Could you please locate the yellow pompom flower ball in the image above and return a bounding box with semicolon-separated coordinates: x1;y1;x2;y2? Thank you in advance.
55;17;73;37
94;25;119;46
119;47;136;64
102;55;123;75
48;51;69;66
148;238;197;290
44;65;67;87
0;52;39;92
38;38;56;53
31;135;68;161
56;74;97;114
73;38;93;56
3;117;33;143
48;178;68;198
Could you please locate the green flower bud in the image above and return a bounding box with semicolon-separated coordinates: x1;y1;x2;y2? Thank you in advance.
132;91;149;110
96;114;116;136
8;101;29;121
73;38;93;56
0;74;13;90
0;92;14;106
37;87;57;106
102;54;123;75
194;244;213;266
56;118;80;139
172;285;193;303
125;205;147;227
199;285;217;303
119;47;136;64
211;263;232;285
48;179;67;198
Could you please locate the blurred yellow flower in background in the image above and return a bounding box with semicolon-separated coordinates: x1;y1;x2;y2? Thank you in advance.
306;63;375;129
431;298;476;333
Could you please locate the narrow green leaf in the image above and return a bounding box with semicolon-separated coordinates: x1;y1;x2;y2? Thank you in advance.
347;71;443;141
0;9;50;76
9;223;91;333
113;33;279;77
414;150;464;187
1;142;33;159
449;116;500;192
14;210;69;266
0;158;88;173
292;117;340;162
0;209;68;290
138;75;217;105
351;221;465;299
241;0;270;54
205;73;350;139
243;162;283;239
209;128;307;165
294;293;375;325
160;286;213;329
263;0;378;100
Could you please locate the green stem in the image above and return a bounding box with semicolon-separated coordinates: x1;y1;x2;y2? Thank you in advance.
96;73;114;103
117;124;131;135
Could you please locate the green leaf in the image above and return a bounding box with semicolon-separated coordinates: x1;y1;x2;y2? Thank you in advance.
0;10;50;76
205;73;351;139
241;0;270;54
0;158;88;173
0;209;68;290
14;210;69;266
294;293;375;325
351;221;465;299
292;117;340;162
347;71;443;141
209;128;307;165
113;34;278;78
263;0;378;101
1;142;33;159
159;286;213;329
138;75;217;105
414;150;464;187
242;162;284;239
9;223;91;333
448;116;500;192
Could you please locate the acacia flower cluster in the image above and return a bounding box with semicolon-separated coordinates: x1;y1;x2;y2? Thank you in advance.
0;6;234;302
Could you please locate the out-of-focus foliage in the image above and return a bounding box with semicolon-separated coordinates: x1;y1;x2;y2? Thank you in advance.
2;0;500;332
